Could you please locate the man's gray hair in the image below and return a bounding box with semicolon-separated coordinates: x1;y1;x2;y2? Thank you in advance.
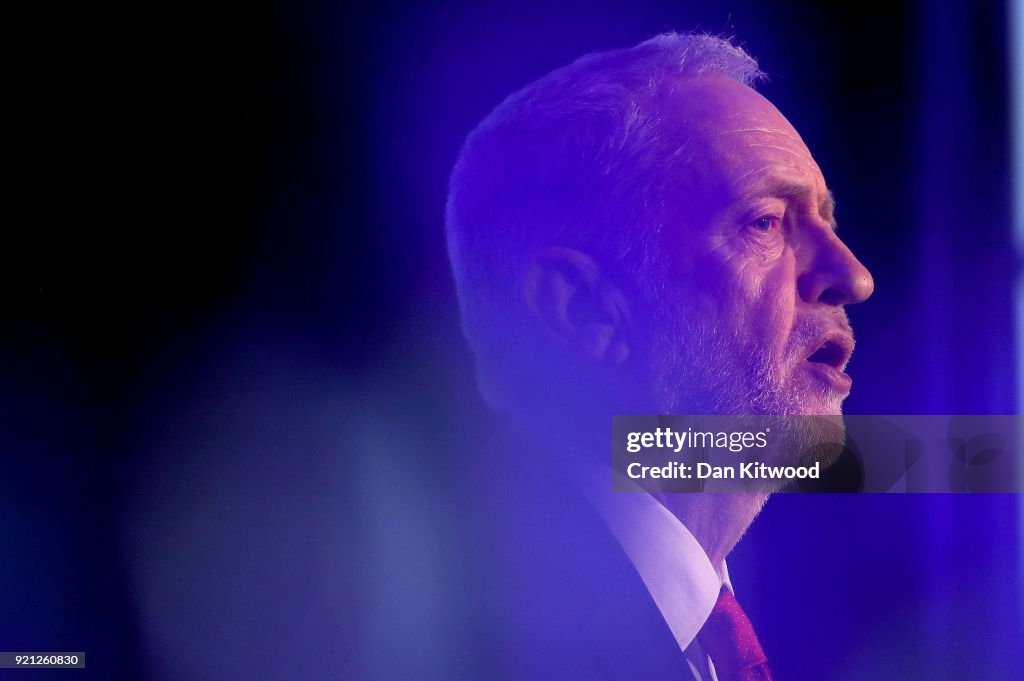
446;32;764;410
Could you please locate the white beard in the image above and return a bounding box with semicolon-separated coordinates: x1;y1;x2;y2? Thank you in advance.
643;304;847;478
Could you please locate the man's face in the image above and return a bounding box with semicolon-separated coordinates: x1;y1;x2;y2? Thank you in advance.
644;76;874;416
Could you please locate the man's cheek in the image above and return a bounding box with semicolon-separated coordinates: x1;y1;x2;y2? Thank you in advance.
714;259;794;354
756;266;798;357
756;301;795;360
722;261;778;320
690;248;763;317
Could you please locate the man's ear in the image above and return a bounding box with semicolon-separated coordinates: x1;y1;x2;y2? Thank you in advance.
521;246;631;364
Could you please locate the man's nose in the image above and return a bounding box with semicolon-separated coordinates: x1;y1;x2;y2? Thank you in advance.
797;231;875;306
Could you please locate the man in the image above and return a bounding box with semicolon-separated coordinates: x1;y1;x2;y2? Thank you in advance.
446;32;873;680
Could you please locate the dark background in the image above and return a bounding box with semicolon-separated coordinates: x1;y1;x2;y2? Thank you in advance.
4;0;1021;679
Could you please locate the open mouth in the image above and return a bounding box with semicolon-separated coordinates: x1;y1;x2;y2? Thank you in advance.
805;334;854;371
806;337;847;368
802;333;855;394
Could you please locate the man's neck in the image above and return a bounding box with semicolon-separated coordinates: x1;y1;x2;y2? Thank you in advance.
656;492;768;566
522;420;768;566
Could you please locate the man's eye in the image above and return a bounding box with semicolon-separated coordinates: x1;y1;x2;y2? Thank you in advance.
750;215;781;231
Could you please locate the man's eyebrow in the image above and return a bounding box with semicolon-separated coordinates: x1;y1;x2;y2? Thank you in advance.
820;190;837;231
737;180;838;231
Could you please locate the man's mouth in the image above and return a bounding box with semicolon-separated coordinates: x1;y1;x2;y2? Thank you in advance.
803;332;855;392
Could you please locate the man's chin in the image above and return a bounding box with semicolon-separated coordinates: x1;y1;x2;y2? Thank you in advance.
788;363;852;415
779;411;847;472
755;385;848;472
791;395;845;417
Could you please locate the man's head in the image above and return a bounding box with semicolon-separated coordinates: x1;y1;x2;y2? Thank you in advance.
446;33;873;423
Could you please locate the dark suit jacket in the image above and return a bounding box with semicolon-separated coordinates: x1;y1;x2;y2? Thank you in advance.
458;431;695;680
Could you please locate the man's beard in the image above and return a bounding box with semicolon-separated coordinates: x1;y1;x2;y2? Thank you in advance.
647;309;796;416
643;305;846;474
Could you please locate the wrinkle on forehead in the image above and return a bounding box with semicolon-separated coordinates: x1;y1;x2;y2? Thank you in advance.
720;127;797;135
684;111;811;165
730;155;823;186
738;143;818;164
687;84;802;130
715;125;816;164
662;75;831;216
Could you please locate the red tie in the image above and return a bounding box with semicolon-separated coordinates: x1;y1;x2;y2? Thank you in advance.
698;588;773;681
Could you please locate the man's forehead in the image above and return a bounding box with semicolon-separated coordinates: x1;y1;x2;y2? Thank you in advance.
663;76;809;152
665;75;791;126
659;75;827;196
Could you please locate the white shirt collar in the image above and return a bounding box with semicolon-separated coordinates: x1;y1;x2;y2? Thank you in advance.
576;465;730;653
